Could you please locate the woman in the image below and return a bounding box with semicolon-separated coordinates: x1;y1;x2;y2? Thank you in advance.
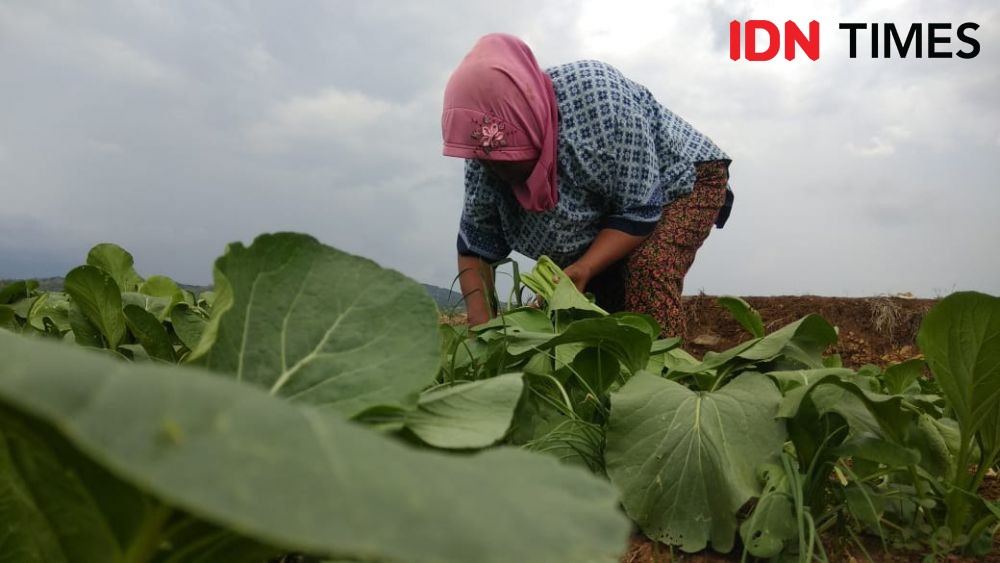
442;34;733;337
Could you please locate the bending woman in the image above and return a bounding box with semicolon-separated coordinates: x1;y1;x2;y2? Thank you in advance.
442;34;733;337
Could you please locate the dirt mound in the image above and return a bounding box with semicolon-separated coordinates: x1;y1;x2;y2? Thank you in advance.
683;295;936;368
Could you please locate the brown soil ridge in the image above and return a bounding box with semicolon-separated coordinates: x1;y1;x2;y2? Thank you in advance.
682;294;937;368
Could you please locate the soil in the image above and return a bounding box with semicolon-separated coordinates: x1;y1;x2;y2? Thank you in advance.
681;294;936;368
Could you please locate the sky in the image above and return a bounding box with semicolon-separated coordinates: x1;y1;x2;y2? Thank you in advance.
1;0;997;297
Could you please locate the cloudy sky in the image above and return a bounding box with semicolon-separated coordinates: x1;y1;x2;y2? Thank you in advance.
1;0;997;297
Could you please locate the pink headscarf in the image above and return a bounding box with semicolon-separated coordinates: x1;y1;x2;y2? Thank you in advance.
442;34;559;212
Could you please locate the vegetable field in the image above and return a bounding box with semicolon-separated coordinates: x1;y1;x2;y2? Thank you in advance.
1;232;998;563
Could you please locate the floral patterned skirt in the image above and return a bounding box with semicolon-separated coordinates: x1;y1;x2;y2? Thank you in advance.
586;160;731;338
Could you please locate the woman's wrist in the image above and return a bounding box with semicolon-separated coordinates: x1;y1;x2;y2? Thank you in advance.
574;229;648;280
457;254;495;326
569;259;596;282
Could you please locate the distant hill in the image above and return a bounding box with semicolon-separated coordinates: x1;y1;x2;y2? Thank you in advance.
1;277;465;311
0;277;211;296
422;284;465;311
6;277;66;293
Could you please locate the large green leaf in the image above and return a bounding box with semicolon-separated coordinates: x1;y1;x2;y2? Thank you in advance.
0;305;14;331
122;292;176;323
736;314;837;367
170;304;207;350
523;417;605;474
1;409;279;563
0;280;38;305
0;407;161;563
606;372;786;553
149;518;280;563
778;376;917;445
0;332;630;563
64;265;126;349
830;433;921;468
138;275;186;321
26;291;71;333
766;368;855;394
668;314;837;375
662;347;703;374
404;374;524;449
545;269;607;316
881;359;926;395
199;233;440;417
511;378;606;474
571;346;624;397
843;482;887;530
912;414;961;479
739;461;796;558
674;339;764;376
68;303;106;348
480;316;652;374
123;305;176;362
475;307;554;333
196;290;217;310
917;291;1000;457
612;312;661;340
87;243;144;292
717;296;764;338
139;275;182;297
0;411;123;563
650;336;682;354
9;296;35;321
780;398;849;507
918;292;1000;534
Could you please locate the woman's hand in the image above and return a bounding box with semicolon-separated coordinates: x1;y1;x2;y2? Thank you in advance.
530;261;590;307
559;262;593;293
563;229;650;293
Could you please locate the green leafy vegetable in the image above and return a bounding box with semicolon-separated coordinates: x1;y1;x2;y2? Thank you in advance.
87;243;144;293
717;296;764;338
123;304;176;362
520;256;608;315
606;372;786;553
739;461;797;558
0;280;39;304
404;373;524;448
170;303;207;351
0;410;130;562
0;331;630;563
917;291;1000;535
198;233;441;417
64;265;126;349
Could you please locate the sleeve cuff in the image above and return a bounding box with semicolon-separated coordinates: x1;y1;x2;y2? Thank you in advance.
457;232;508;262
603;216;660;236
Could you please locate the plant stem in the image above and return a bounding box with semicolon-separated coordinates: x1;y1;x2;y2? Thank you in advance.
946;437;974;535
125;503;173;563
969;457;992;499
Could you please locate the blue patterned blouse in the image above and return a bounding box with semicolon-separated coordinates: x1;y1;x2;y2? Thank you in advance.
457;59;731;266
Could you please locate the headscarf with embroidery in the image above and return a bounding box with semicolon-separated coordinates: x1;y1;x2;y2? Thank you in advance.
441;33;559;212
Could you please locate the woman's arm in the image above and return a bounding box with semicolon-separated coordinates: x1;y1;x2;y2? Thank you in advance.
562;229;649;291
458;254;496;326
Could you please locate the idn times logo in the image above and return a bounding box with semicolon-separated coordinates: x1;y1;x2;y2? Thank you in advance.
730;21;981;60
